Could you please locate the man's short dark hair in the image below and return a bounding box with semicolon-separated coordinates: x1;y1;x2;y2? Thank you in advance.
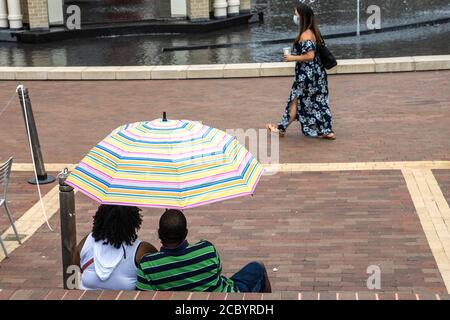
158;209;187;244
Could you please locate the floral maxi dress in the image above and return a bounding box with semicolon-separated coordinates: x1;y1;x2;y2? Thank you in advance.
277;40;333;137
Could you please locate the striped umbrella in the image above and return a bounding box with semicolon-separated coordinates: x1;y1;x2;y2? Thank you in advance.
65;118;264;209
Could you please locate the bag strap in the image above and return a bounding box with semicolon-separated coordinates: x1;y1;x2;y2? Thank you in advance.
81;258;94;272
319;34;326;46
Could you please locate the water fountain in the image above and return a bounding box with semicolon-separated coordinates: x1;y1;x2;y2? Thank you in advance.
0;0;449;66
63;0;171;24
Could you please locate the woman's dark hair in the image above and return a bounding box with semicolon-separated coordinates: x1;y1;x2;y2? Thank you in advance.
294;3;323;46
92;205;142;249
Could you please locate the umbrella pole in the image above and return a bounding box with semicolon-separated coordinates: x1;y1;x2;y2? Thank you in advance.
58;168;78;289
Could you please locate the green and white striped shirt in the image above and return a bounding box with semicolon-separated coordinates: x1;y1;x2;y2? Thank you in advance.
136;240;237;292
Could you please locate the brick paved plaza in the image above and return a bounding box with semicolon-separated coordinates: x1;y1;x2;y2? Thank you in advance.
0;71;449;297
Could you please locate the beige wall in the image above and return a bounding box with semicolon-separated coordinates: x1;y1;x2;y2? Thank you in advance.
24;0;49;29
187;0;210;20
240;0;251;12
20;0;29;24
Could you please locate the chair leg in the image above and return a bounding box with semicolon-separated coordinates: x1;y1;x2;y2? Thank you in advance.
0;236;7;258
3;203;22;244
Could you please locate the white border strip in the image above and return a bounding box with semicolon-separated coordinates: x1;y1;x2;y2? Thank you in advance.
11;161;450;173
0;55;449;80
402;169;450;293
0;185;73;262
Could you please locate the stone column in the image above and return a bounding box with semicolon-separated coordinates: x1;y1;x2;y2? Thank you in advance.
26;0;49;30
47;0;63;25
171;0;187;18
213;0;227;19
227;0;239;16
187;0;210;21
240;0;251;13
7;0;23;29
0;0;8;28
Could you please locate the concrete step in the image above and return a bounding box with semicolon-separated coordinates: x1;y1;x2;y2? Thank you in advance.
1;289;449;300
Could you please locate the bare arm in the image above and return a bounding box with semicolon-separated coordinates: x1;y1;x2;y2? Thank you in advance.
135;241;158;266
284;31;316;62
289;51;315;62
73;234;88;269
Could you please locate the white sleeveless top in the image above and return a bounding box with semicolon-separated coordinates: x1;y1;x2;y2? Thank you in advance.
80;233;142;291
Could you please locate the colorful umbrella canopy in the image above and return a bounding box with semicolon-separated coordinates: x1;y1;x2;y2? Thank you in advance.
65;118;264;209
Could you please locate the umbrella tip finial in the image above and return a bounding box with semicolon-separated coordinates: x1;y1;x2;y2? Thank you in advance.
163;112;167;122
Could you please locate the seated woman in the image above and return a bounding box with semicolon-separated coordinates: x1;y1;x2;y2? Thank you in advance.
74;205;157;290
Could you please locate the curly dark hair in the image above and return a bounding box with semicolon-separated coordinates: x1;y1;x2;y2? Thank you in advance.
92;205;143;249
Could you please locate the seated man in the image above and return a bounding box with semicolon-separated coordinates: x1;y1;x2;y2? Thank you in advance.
137;209;271;293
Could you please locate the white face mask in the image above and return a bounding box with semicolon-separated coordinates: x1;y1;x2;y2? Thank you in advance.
293;15;300;26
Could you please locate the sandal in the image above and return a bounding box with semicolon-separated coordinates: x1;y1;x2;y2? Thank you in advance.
320;132;336;140
266;124;285;137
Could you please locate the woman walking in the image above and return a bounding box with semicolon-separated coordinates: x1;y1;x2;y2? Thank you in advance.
267;3;335;140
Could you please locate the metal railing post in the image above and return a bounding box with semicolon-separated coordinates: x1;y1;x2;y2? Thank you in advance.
356;0;361;36
16;85;56;185
58;168;77;289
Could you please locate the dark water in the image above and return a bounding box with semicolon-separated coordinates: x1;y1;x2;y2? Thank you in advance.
1;0;449;66
64;0;171;23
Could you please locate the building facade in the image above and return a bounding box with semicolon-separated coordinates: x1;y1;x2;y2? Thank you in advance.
0;0;62;30
0;0;252;30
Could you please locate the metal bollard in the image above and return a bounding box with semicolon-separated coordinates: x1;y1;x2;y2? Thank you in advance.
17;86;56;185
58;168;78;289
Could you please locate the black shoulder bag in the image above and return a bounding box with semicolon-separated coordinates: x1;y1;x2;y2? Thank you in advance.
317;36;337;70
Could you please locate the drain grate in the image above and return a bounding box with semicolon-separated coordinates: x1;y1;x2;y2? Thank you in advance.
3;234;27;241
